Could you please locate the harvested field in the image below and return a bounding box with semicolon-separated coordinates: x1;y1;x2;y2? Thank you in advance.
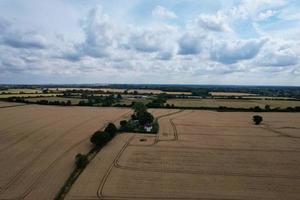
48;87;192;95
0;88;42;94
209;92;257;96
66;110;300;200
25;97;84;105
0;101;24;108
0;105;131;200
167;98;300;108
0;93;59;99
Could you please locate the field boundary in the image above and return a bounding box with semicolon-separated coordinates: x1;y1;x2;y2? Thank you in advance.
54;111;131;200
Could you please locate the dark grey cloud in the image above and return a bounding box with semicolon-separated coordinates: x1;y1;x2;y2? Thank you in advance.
210;39;266;64
178;34;202;55
258;49;299;67
0;18;47;49
2;33;47;49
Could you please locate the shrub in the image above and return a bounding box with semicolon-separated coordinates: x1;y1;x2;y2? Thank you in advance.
253;106;262;112
265;104;271;111
75;154;88;169
120;120;127;127
253;115;263;125
66;100;72;106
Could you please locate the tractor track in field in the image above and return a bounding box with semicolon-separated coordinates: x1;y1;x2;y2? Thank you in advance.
97;109;300;200
0;108;59;134
0;113;109;195
0;104;26;109
2;110;132;199
97;110;187;200
262;124;300;139
0;111;78;153
50;110;131;200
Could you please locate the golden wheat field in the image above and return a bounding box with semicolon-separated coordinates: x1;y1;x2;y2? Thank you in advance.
0;104;130;200
66;110;300;200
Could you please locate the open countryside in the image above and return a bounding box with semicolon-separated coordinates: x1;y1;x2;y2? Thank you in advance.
1;0;300;199
66;110;300;200
0;105;130;200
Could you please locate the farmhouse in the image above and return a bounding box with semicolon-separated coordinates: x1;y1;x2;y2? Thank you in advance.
144;124;153;132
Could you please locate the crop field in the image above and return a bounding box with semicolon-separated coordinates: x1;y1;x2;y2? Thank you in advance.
209;92;257;96
116;98;152;106
66;110;300;200
0;104;130;200
0;101;24;108
48;87;192;95
0;93;59;99
167;98;300;108
25;97;84;105
0;88;43;94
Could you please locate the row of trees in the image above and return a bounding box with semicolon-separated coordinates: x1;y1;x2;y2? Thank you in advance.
74;123;118;169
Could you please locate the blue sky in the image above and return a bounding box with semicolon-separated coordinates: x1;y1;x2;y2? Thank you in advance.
0;0;299;85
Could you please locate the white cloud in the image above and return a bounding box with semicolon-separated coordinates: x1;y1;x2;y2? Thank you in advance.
256;40;299;67
257;10;276;21
152;6;177;19
0;18;48;49
78;6;118;58
0;1;299;85
197;12;231;32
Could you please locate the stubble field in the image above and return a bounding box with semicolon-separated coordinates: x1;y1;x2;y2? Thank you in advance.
0;104;130;200
167;98;300;109
66;110;300;200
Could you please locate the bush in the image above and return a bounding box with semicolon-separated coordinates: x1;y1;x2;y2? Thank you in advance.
75;154;88;169
66;100;72;106
104;123;117;138
253;106;262;112
253;115;263;125
265;104;271;111
90;131;110;147
120;120;127;127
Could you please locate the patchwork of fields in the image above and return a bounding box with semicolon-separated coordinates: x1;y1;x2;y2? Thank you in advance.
66;110;300;200
167;98;300;109
1;103;300;200
0;105;130;200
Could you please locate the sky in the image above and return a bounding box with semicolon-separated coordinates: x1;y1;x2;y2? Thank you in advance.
0;0;300;85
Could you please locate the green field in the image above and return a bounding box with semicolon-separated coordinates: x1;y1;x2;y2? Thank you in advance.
116;98;151;106
167;98;300;109
0;88;43;94
0;93;60;99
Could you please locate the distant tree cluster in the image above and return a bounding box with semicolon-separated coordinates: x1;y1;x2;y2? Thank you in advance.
119;102;157;133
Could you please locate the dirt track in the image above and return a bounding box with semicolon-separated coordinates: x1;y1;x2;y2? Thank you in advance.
66;110;300;200
0;104;130;200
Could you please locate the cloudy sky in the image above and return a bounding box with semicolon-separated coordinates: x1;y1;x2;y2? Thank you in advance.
0;0;299;85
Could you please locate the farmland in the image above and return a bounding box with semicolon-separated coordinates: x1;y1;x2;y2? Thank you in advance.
25;97;84;105
0;93;59;99
47;87;192;95
66;110;300;200
209;92;257;96
0;104;130;200
167;98;300;109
